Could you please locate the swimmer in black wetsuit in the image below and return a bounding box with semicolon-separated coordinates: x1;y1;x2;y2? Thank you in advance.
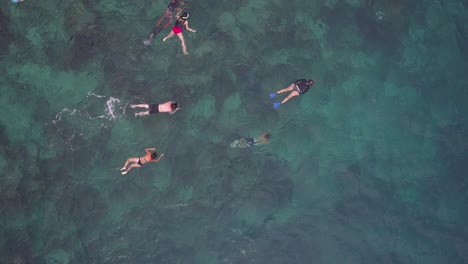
270;79;315;108
143;0;184;46
120;148;164;175
230;133;271;148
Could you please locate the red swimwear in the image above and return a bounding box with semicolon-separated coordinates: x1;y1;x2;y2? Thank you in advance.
172;26;183;34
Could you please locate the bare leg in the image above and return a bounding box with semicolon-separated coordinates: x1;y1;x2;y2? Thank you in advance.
163;31;175;42
230;139;241;148
281;91;300;104
177;33;188;55
135;111;150;117
121;158;139;170
276;84;295;94
230;138;249;148
131;104;149;109
121;163;142;175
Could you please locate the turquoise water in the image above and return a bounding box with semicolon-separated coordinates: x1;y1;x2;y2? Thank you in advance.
1;0;468;263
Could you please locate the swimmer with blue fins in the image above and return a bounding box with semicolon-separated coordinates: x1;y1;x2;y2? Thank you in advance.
269;79;315;108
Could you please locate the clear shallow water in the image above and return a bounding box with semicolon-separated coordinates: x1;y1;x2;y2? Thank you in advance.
1;0;467;263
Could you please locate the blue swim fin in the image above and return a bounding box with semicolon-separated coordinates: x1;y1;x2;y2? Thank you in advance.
269;93;277;99
273;102;281;108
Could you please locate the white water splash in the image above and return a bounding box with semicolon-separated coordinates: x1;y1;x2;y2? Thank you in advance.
49;92;128;151
87;92;106;98
105;97;121;120
376;11;385;21
87;93;126;120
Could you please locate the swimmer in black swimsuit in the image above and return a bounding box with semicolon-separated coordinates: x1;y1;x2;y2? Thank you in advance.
143;0;184;46
230;133;271;148
120;148;165;175
269;79;315;108
131;101;180;117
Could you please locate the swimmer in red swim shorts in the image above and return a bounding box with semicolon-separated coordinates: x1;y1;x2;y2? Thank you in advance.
162;12;196;55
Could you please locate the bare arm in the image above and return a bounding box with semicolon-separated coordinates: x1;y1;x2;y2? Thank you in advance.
153;153;165;162
255;136;268;145
145;148;156;154
185;21;196;32
237;138;250;148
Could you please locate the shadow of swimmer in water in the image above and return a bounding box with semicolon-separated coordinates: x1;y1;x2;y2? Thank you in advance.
143;0;185;46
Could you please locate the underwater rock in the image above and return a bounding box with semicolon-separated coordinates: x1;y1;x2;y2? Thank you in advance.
0;150;6;175
223;92;241;112
0;152;24;199
56;184;108;226
225;158;293;230
0;9;13;59
2;229;34;264
219;92;246;129
355;0;414;54
45;249;72;264
218;223;318;264
345;0;366;8
67;36;95;69
193;40;217;57
109;180;151;208
191;95;216;121
66;25;104;70
63;1;96;33
217;12;236;32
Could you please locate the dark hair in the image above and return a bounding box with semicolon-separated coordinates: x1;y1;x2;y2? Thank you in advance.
308;79;315;85
171;102;179;110
180;12;189;20
151;152;158;159
264;133;272;140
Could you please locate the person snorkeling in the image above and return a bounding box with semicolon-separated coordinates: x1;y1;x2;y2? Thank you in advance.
120;148;164;175
144;0;184;46
269;79;315;108
130;101;180;117
162;12;196;55
230;133;271;148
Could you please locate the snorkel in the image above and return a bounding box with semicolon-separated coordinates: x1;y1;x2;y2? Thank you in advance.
180;12;189;20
